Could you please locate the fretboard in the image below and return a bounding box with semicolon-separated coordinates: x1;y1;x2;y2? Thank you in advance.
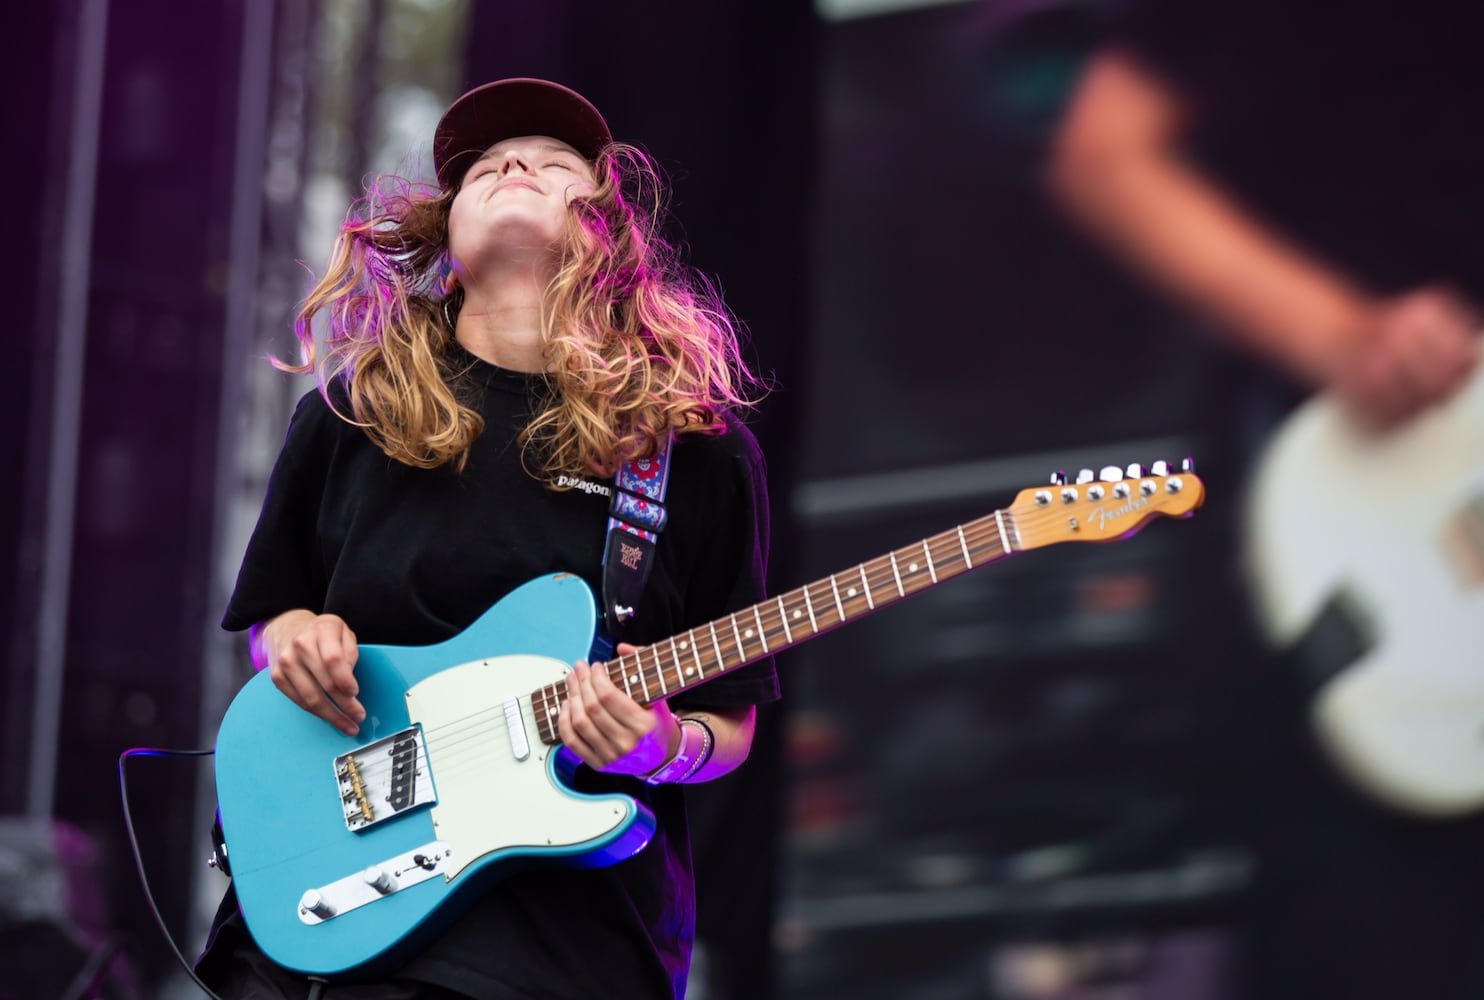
530;508;1018;744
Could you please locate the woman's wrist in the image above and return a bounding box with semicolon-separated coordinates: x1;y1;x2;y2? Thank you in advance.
642;715;715;785
642;714;691;785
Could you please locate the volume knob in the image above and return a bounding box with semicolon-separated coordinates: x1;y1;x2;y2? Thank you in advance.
364;865;397;895
299;889;335;919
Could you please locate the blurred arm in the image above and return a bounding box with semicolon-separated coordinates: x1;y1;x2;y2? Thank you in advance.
1047;50;1478;423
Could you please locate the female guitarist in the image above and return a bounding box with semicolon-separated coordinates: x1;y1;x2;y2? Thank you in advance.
197;78;779;999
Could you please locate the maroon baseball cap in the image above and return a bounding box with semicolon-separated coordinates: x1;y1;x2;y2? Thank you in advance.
432;78;613;190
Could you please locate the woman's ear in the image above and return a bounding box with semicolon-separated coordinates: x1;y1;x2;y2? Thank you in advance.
438;258;460;297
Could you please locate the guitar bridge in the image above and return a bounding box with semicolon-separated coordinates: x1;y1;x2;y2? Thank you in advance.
334;726;436;832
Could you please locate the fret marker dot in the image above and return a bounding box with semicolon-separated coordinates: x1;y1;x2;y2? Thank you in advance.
547;707;557;717
629;674;639;686
847;587;857;597
908;562;919;573
686;667;695;676
679;640;689;650
792;610;802;620
744;628;755;639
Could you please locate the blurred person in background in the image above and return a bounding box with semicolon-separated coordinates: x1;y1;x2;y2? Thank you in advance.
197;77;778;999
1047;2;1484;999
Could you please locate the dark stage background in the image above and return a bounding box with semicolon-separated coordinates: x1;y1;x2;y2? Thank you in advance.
3;2;1472;999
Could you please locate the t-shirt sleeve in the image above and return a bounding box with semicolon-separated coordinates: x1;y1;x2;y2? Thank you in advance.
220;388;337;633
667;419;781;712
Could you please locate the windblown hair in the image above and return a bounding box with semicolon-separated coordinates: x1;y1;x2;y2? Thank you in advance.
277;143;761;483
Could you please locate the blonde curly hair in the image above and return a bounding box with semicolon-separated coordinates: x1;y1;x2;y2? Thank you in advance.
277;143;762;482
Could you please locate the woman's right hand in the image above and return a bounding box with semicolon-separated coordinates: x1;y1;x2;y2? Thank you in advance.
252;610;365;735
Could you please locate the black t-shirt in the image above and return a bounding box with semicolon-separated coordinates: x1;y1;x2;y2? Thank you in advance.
1118;0;1484;299
208;344;780;998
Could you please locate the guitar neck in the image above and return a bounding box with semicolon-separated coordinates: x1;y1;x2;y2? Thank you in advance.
526;462;1205;745
530;509;1017;744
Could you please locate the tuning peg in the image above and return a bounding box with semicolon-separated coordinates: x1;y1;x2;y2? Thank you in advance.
1049;470;1067;486
1150;460;1170;476
1075;468;1095;485
1181;457;1196;473
1099;465;1124;482
1125;462;1143;479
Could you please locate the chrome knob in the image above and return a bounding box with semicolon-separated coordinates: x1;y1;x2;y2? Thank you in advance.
300;889;335;918
364;866;396;895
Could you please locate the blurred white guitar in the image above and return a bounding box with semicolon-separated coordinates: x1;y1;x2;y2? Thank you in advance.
1245;367;1484;817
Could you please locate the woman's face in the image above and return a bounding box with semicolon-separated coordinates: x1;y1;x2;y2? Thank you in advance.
447;135;597;278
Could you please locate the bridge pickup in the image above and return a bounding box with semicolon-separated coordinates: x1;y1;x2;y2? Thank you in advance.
297;840;452;925
334;726;436;832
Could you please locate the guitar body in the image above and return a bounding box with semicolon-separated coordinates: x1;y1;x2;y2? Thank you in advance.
1245;369;1484;816
213;574;655;978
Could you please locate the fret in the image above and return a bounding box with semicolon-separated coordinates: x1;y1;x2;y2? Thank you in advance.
921;540;938;584
828;573;846;622
534;692;551;744
857;564;874;610
730;614;746;664
956;525;973;570
652;643;670;688
994;510;1011;554
802;585;819;633
540;685;560;740
652;643;669;695
776;595;793;644
617;659;633;699
687;630;705;678
708;621;726;671
752;605;769;654
888;551;905;597
644;644;666;691
531;691;546;742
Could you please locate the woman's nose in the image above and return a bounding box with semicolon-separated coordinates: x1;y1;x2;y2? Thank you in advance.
499;149;532;173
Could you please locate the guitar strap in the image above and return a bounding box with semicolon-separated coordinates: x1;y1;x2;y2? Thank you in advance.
592;430;674;661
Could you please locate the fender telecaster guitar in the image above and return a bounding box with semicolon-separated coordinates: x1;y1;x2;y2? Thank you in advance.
1246;366;1484;816
214;463;1203;977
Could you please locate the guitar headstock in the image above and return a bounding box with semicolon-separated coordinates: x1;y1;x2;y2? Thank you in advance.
1008;460;1205;551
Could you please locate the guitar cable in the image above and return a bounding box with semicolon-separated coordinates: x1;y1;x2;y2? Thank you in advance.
117;747;228;1000
118;747;344;1000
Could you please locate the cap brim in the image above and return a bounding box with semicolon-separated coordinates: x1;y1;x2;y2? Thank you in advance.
433;78;613;190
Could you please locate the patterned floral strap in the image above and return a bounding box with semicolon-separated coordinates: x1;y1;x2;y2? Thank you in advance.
606;431;674;541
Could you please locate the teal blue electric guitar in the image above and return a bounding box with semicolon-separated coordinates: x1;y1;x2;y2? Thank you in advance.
213;464;1204;977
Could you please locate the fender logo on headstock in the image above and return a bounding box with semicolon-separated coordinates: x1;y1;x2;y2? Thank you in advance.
1088;495;1150;532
